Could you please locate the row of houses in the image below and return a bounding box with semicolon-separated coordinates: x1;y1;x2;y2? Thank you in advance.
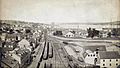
52;21;120;38
59;28;119;39
0;21;43;68
0;35;33;68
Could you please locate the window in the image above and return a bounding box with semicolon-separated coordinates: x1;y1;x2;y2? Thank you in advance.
4;45;6;47
116;63;118;65
96;52;98;54
69;35;70;37
110;59;111;62
9;45;11;48
110;64;111;66
116;59;118;61
11;45;13;48
88;55;90;57
103;60;105;62
103;64;105;66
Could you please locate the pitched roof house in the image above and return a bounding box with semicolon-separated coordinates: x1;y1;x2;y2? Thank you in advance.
98;51;120;68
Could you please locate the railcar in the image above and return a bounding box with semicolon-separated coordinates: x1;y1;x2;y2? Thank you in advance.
43;42;49;60
48;42;53;58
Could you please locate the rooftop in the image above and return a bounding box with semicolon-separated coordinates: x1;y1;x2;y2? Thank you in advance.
1;56;19;68
2;41;17;51
99;51;120;59
5;41;16;46
84;46;106;52
6;33;17;39
14;48;30;58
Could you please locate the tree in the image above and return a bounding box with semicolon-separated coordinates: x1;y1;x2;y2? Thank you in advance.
92;28;99;37
87;28;92;37
9;29;14;34
107;32;111;37
70;31;75;34
53;31;63;36
25;29;31;33
87;28;100;38
112;28;118;37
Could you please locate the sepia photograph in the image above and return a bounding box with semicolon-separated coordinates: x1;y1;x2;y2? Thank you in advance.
0;0;120;68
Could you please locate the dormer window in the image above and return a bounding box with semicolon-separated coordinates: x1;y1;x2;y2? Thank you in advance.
96;52;98;54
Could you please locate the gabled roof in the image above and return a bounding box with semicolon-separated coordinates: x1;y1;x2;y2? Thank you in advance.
1;56;19;68
18;39;30;46
5;41;16;46
84;46;106;52
99;51;120;59
65;32;74;35
14;48;30;58
6;34;16;38
28;38;35;43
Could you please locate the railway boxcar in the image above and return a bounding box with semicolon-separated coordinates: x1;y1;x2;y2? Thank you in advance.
48;42;53;58
63;41;68;45
43;42;49;60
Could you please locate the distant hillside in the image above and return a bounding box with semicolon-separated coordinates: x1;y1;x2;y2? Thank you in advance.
57;21;120;25
0;20;120;25
0;20;43;25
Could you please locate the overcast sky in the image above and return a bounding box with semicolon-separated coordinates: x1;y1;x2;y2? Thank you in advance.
0;0;120;24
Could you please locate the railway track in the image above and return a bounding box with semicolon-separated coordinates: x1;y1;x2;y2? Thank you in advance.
58;43;76;68
36;36;93;68
50;37;93;68
36;40;69;68
51;38;76;68
36;42;46;68
53;42;68;68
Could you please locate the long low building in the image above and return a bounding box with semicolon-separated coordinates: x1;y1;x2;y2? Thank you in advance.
98;51;120;68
